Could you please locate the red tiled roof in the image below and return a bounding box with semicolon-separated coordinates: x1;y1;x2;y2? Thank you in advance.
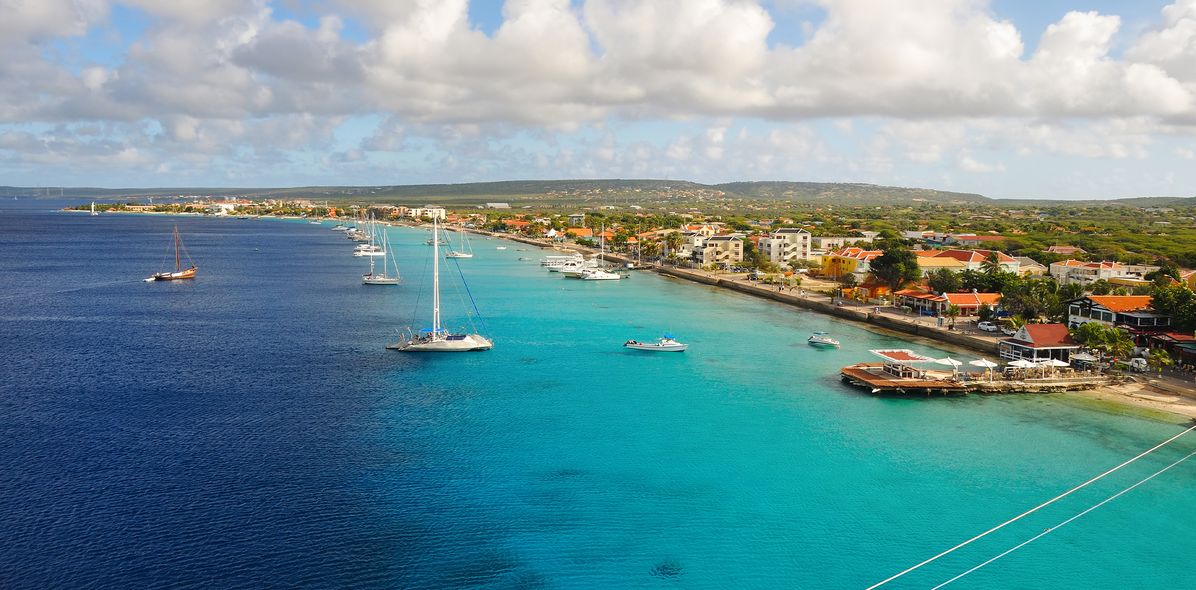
943;292;1002;307
1086;295;1153;313
1016;324;1075;348
930;249;1016;264
566;227;593;237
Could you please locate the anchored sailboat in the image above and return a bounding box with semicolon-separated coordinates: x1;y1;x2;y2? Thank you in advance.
445;226;474;258
147;225;197;281
387;218;491;352
90;201;98;216
363;231;400;285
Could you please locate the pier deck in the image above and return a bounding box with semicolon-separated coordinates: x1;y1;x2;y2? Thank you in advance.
841;363;968;394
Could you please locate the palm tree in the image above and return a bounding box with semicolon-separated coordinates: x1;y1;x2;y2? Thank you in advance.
664;232;683;259
1147;349;1173;376
945;304;961;329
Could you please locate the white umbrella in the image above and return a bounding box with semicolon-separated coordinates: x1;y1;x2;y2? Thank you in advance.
1008;359;1037;368
936;357;963;379
1042;359;1070;367
969;358;999;382
1071;352;1097;362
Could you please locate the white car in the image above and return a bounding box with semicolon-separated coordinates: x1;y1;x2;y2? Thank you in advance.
1000;326;1017;336
977;321;999;332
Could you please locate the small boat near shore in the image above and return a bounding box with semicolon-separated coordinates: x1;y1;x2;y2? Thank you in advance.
808;331;840;348
624;336;688;352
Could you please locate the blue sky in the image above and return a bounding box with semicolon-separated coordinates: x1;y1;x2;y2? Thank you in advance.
2;0;1196;199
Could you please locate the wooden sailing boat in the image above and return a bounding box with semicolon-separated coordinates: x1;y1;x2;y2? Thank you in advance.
147;225;198;281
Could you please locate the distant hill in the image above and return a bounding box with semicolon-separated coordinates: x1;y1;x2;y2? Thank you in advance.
712;181;991;204
2;179;1189;207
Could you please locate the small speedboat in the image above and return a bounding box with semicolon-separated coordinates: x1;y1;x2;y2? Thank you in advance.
808;331;840;348
495;246;507;250
624;336;688;352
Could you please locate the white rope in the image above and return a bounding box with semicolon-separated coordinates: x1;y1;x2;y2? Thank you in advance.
865;423;1196;589
932;447;1196;589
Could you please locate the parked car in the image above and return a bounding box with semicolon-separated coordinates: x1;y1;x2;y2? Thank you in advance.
977;321;999;332
1000;326;1017;336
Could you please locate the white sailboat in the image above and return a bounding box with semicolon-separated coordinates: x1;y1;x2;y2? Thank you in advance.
90;201;98;216
445;226;474;258
353;214;387;257
387;218;492;352
580;223;623;281
363;231;400;285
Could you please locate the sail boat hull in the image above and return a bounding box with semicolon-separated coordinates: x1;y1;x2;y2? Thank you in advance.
386;334;492;352
151;267;198;281
362;274;399;285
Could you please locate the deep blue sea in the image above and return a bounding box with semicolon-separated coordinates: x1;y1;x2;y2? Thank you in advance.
3;202;1195;589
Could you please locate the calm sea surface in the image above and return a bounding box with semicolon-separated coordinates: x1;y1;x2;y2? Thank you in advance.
2;203;1194;589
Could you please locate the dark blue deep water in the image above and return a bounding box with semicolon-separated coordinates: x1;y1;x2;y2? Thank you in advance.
3;203;1196;589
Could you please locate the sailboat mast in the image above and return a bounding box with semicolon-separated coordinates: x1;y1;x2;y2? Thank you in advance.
432;217;441;335
174;226;181;272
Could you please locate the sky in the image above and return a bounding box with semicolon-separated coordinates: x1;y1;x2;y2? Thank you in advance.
2;0;1196;199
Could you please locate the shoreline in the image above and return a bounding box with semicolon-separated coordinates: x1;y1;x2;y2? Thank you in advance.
77;210;1196;423
460;224;1196;424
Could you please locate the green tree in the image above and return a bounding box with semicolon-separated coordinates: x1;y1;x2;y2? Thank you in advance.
928;268;963;293
664;232;683;258
841;273;859;288
1147;349;1173;376
945;304;961;329
1150;283;1196;331
870;241;921;292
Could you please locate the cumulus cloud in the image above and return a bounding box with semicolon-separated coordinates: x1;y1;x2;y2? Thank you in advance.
3;0;1196;193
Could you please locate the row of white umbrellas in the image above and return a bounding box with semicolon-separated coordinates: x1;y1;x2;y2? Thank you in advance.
932;356;1068;382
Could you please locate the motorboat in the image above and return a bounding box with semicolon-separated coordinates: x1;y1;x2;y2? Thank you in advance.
624;336;688;352
808;331;840;348
579;268;622;280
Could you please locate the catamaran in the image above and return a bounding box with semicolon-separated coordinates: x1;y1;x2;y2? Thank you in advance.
146;225;197;281
387;218;492;352
445;226;474;258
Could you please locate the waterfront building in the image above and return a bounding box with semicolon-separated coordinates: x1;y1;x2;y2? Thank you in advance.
821;247;882;281
759;228;812;265
894;290;1002;316
694;235;744;268
999;324;1080;361
1066;295;1170;331
565;227;593;238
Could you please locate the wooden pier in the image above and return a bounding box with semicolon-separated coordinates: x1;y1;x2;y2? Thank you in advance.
841;362;1114;396
841;363;968;395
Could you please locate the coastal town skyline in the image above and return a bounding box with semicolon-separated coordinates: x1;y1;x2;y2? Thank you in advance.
4;0;1196;199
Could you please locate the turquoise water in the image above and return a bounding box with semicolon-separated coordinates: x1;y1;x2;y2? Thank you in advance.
2;210;1192;588
378;226;1195;588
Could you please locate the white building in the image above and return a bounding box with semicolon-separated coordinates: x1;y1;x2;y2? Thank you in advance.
694;235;744;268
1049;260;1159;286
759;228;812;264
407;207;446;221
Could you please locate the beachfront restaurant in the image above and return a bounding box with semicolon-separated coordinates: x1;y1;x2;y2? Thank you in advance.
998;324;1080;362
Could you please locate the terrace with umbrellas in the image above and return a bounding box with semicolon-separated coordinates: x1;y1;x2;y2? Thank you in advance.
840;349;1113;395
